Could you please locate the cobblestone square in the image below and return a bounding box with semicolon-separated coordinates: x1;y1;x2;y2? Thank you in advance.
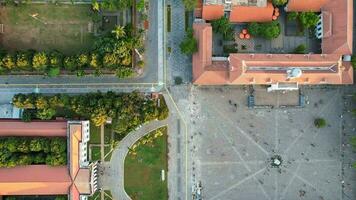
187;86;355;200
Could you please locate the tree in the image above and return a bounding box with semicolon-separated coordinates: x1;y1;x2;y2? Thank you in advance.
16;52;31;70
314;118;326;128
36;108;56;120
180;28;198;55
248;21;281;40
32;52;48;71
182;0;197;11
2;54;16;70
64;56;77;71
35;96;49;109
298;12;319;29
112;25;126;39
272;0;287;6
89;53;101;69
48;51;63;68
211;17;234;40
91;0;100;11
287;12;299;21
77;53;89;68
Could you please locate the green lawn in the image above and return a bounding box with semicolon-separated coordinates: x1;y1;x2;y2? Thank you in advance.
0;4;95;54
88;190;112;200
90;146;112;161
124;127;168;200
90;124;112;144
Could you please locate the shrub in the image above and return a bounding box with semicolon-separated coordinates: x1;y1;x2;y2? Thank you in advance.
48;51;63;68
32;52;48;71
180;28;198;55
288;12;299;21
21;109;36;122
350;136;356;149
103;53;118;68
182;0;197;11
314;118;326;128
64;56;77;71
298;12;319;29
174;76;183;85
293;44;306;54
272;0;287;6
137;60;145;68
351;55;356;69
47;67;61;77
116;67;134;78
136;0;145;12
248;21;281;40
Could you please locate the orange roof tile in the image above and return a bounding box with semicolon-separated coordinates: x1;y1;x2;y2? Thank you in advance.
74;169;91;194
193;23;213;83
202;5;225;21
228;54;353;85
70;185;80;200
322;0;353;55
229;2;274;23
70;124;82;179
0;165;71;195
0;120;67;137
286;0;328;12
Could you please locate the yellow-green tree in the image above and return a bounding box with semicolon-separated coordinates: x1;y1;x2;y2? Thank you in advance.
32;52;48;71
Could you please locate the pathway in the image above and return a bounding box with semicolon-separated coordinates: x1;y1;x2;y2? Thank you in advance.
100;124;105;162
102;118;169;200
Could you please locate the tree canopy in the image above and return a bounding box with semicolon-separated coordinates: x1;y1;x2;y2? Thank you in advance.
13;92;169;139
182;0;197;11
180;28;198;55
0;137;67;168
248;21;281;40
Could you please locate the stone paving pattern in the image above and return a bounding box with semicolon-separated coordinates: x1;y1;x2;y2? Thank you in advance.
166;0;192;84
170;86;356;200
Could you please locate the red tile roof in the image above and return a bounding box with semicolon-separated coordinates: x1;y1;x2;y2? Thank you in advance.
0;120;67;137
229;54;353;85
286;0;328;12
0;120;91;199
202;5;225;21
0;165;72;195
322;0;353;55
192;23;353;85
229;2;274;22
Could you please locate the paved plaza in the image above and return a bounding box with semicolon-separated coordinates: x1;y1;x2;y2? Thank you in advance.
185;86;356;200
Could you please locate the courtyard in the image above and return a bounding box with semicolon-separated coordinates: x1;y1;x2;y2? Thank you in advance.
188;86;355;200
212;10;321;57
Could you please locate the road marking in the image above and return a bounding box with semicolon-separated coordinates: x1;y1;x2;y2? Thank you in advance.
283;90;340;156
211;105;269;156
200;161;265;166
209;167;267;200
164;87;189;200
